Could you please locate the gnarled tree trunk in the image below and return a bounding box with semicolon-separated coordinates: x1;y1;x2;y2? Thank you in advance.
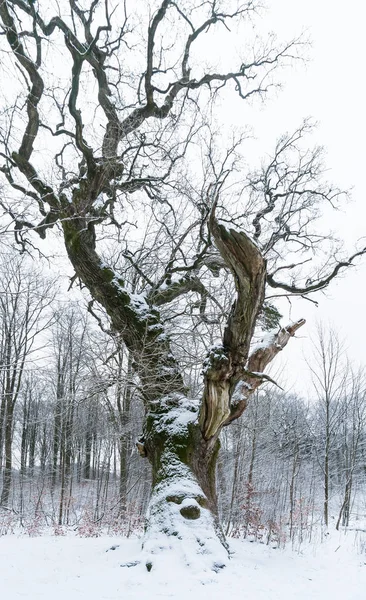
142;396;227;570
60;205;304;570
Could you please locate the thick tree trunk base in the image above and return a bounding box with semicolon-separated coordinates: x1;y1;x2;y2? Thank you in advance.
140;452;229;573
123;394;230;573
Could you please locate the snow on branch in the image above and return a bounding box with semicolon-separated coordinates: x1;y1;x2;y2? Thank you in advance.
224;318;306;425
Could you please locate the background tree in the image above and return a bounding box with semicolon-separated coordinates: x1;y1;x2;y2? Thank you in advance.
307;325;348;527
335;368;366;529
0;255;54;507
0;0;365;569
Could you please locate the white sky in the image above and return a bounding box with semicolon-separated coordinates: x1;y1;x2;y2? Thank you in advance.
237;0;366;396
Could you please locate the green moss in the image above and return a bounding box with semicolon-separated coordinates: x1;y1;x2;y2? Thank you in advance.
101;267;115;283
63;226;81;253
260;301;282;330
180;505;201;520
166;495;183;504
197;496;209;509
218;224;231;241
171;436;191;464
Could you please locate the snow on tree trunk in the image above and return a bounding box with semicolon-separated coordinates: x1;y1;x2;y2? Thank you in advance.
60;210;305;572
140;393;228;572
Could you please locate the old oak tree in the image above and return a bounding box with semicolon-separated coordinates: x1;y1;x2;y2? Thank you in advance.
0;0;364;570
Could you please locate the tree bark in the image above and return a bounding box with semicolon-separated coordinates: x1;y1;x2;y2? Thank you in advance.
141;394;228;570
0;403;14;507
61;210;304;570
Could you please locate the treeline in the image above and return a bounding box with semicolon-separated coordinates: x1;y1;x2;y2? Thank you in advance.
1;255;365;543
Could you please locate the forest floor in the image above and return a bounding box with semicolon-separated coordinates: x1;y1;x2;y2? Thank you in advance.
0;528;365;599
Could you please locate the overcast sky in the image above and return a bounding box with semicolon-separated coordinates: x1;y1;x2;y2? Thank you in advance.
244;0;366;395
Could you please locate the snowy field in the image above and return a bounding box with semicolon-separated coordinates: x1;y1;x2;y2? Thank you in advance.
1;531;365;599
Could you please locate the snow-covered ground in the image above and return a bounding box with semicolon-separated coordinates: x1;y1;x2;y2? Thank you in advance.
0;530;365;599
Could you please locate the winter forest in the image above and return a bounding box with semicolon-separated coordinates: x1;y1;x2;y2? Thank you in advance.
0;0;365;597
0;268;365;544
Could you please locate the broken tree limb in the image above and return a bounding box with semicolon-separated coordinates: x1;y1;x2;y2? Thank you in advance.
224;318;306;425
